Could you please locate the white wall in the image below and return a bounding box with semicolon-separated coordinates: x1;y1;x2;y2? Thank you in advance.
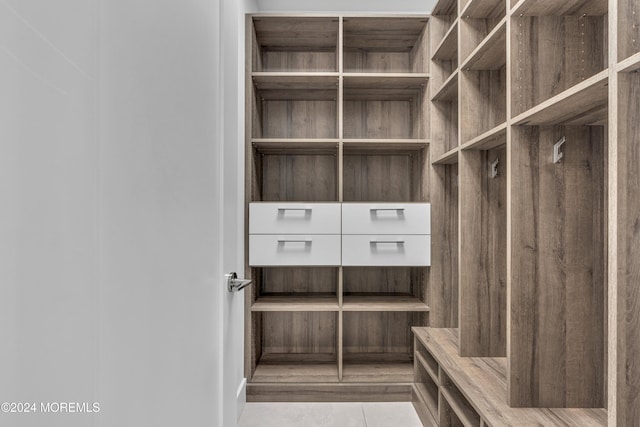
0;1;100;426
219;0;258;425
98;0;223;426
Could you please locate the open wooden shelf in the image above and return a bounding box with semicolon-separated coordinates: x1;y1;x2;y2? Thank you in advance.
413;328;608;426
440;386;481;427
343;17;429;74
252;138;339;152
510;0;607;16
431;71;458;102
461;17;506;70
618;51;640;73
415;351;439;385
342;296;429;312
342;353;414;383
511;70;608;126
252;297;339;312
252;16;339;72
432;147;459;165
432;21;458;61
460;0;506;18
342;139;429;150
252;353;339;383
460;122;506;150
343;73;428;88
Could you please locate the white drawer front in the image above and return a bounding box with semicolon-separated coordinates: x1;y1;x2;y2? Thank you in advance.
342;203;430;235
249;234;341;266
341;235;430;266
250;203;341;235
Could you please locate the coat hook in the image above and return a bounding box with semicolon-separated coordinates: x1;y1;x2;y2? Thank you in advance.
491;158;499;178
553;136;566;163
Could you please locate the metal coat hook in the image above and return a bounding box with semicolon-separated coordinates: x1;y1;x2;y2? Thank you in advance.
553;136;566;163
491;158;499;178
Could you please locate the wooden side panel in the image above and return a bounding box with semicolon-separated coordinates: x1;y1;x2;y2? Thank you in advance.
429;164;459;327
613;71;640;425
459;146;507;357
509;125;605;407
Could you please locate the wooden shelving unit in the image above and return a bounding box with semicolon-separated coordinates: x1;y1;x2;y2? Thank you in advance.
424;0;623;422
245;14;431;402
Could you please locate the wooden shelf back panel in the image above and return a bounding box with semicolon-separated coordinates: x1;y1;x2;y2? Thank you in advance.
460;67;507;142
258;153;337;201
343;17;429;73
461;0;506;19
619;0;640;61
510;125;606;407
459;146;507;357
261;311;338;354
510;15;607;117
253;17;339;72
343;312;425;354
343;150;427;202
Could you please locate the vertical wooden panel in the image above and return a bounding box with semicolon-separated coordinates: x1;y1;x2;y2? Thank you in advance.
261;154;337;201
509;125;605;407
429;163;459;327
459;146;507;357
460;68;507;143
613;71;640;425
263;312;337;354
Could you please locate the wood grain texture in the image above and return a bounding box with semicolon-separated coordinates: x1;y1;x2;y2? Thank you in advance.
511;0;607;16
458;147;507;358
252;297;339;312
258;267;338;295
261;100;337;138
618;0;640;61
253;16;339;49
613;71;640;427
343;151;426;202
261;154;337;201
343;312;425;354
460;16;505;65
262;311;337;354
252;353;338;383
247;383;412;402
343;353;414;382
511;15;607;117
412;387;438;427
509;125;605;408
460;67;506;143
461;0;506;19
462;18;507;71
428;164;459;327
413;328;608;426
343;296;430;312
343;267;426;298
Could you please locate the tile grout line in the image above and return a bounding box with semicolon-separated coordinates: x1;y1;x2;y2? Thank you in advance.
361;404;368;427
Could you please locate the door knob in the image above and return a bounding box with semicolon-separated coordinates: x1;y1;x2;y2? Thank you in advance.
226;272;252;293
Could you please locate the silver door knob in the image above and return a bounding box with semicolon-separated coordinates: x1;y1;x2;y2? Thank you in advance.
226;272;252;293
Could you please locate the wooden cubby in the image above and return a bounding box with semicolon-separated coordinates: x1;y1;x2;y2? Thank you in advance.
245;14;431;402
342;311;426;383
618;0;640;62
251;16;339;72
343;17;429;73
343;77;428;140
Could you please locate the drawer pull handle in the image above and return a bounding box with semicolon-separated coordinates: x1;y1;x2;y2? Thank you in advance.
370;240;405;244
370;208;405;212
278;239;312;243
278;208;312;211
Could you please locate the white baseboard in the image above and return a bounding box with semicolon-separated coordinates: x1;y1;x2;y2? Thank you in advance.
236;378;247;421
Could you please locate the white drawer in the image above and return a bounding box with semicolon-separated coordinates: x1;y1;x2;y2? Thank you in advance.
249;234;341;266
341;235;430;266
342;203;430;235
250;203;341;235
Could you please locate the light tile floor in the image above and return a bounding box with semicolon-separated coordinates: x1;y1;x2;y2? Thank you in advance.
238;402;422;427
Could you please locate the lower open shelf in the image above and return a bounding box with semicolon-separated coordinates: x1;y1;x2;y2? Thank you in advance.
252;353;339;383
342;353;414;383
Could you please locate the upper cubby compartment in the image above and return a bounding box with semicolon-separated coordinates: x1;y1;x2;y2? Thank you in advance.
343;76;428;140
510;12;608;118
251;16;339;72
510;0;607;16
430;0;458;90
619;0;640;62
459;1;506;65
343;17;429;73
251;74;338;139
